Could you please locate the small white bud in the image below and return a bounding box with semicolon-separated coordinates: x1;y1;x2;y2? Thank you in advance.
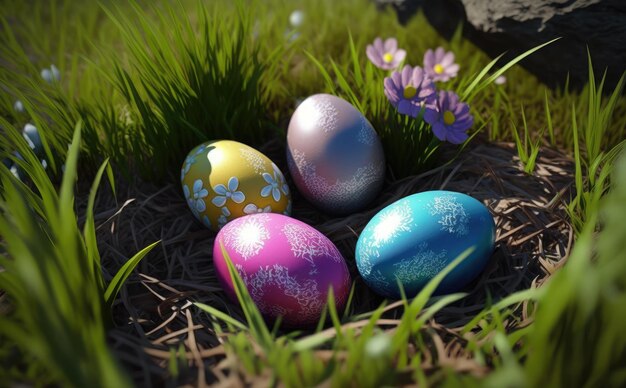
50;64;60;81
289;10;304;28
41;68;53;83
14;100;24;112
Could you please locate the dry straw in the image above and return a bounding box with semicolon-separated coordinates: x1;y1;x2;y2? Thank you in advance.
80;137;573;385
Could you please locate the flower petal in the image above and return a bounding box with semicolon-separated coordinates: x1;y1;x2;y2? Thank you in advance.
423;49;434;68
373;37;384;53
198;189;209;198
397;100;419;117
393;49;406;65
262;172;274;184
244;204;257;214
272;188;281;202
195;199;206;213
401;65;412;86
441;52;455;67
390;71;403;89
447;130;469;145
183;185;190;199
213;184;227;195
282;183;290;195
228;176;239;191
435;47;445;61
383;37;397;53
431;122;447;141
212;196;227;207
261;185;273;197
412;66;425;86
366;45;382;68
423;107;440;125
384;77;400;105
231;191;245;203
447;63;460;75
447;91;460;105
272;163;282;177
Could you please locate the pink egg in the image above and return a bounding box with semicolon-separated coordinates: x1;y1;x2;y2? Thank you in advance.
213;213;351;327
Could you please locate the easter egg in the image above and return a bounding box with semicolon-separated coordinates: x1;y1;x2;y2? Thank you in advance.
356;190;495;298
181;140;291;231
286;94;385;215
213;213;351;327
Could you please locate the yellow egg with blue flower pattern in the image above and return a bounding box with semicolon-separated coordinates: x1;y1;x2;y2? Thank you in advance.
181;140;292;231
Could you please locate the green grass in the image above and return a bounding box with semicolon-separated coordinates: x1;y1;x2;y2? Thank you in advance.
2;0;624;177
0;121;158;386
476;149;626;387
195;243;473;386
510;105;542;174
1;0;626;386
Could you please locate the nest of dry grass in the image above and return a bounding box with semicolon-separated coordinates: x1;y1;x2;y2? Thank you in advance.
79;139;574;386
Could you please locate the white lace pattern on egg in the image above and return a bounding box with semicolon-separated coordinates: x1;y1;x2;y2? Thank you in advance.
428;195;470;236
237;263;323;322
357;244;376;276
393;242;448;284
369;269;391;294
357;115;376;146
282;223;343;266
358;243;391;293
223;215;270;260
299;96;339;133
239;147;267;173
371;200;413;248
288;148;384;211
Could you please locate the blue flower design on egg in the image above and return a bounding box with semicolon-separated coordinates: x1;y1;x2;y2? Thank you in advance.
183;179;209;216
275;164;290;196
181;144;207;181
202;215;212;229
261;164;289;202
218;207;231;228
244;204;272;214
212;177;245;207
283;199;292;216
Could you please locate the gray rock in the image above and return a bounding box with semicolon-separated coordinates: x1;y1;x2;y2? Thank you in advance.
374;0;626;91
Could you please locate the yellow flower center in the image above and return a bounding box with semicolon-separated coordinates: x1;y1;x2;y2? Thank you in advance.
403;86;417;99
383;53;393;63
443;110;456;125
434;64;444;74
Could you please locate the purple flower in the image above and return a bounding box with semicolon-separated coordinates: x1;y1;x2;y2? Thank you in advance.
366;37;406;70
424;90;473;144
423;47;459;82
384;65;436;117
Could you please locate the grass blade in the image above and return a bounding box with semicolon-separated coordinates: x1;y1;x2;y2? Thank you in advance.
104;240;160;308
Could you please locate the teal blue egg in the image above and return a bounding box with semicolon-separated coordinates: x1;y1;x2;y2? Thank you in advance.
355;190;495;298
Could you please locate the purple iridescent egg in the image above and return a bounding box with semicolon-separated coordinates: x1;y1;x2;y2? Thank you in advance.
213;213;351;327
286;94;385;215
